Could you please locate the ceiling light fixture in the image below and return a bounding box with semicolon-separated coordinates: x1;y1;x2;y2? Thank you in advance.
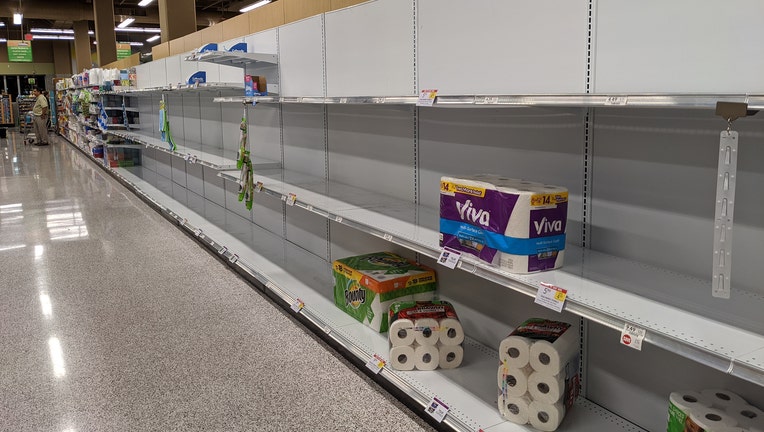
117;17;135;29
13;13;23;25
32;35;75;40
31;28;94;35
137;0;155;6
0;22;6;27
0;39;6;43
114;27;160;33
239;0;271;13
146;35;160;43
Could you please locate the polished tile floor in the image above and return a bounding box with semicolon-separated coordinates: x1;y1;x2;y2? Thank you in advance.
0;131;434;431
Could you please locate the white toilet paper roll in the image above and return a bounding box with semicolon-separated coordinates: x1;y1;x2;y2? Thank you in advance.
438;345;463;369
414;318;441;346
498;365;533;398
719;428;749;432
529;400;565;432
702;389;747;410
414;344;440;371
389;319;416;347
726;403;764;428
688;407;738;429
439;318;464;346
389;345;415;371
529;325;578;376
502;393;533;425
670;391;714;414
499;336;532;369
528;371;566;404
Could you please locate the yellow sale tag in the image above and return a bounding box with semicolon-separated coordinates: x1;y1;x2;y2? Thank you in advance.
440;181;486;197
554;290;567;302
531;192;568;207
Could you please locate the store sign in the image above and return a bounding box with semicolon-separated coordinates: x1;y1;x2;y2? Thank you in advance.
7;40;33;63
116;43;131;60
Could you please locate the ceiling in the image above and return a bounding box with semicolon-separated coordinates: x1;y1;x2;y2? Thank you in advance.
0;0;272;51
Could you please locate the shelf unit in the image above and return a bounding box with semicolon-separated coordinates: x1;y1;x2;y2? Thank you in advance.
184;51;279;67
62;137;647;432
95;83;245;97
215;93;764;109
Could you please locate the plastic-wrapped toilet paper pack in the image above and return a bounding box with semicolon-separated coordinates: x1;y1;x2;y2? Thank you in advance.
726;403;764;430
667;391;714;432
390;345;416;371
388;300;464;370
702;389;748;410
499;393;533;425
440;174;568;273
332;252;436;332
496;319;580;429
687;407;738;430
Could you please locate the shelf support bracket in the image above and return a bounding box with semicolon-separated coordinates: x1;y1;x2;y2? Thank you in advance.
711;102;747;298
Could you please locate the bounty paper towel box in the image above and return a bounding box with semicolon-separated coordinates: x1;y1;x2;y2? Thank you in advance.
333;252;437;332
440;175;568;273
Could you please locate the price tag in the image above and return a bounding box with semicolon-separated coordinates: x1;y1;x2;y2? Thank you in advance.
290;298;304;313
335;216;343;223
339;98;348;104
426;397;449;423
194;228;202;237
323;326;332;334
184;154;191;161
306;205;314;212
181;218;188;226
373;97;385;104
620;323;646;351
230;254;239;263
481;96;499;105
383;233;393;242
534;282;568;313
604;96;628;106
365;354;386;374
220;246;228;255
286;193;297;206
254;181;263;192
417;89;438;107
437;248;462;269
189;155;197;164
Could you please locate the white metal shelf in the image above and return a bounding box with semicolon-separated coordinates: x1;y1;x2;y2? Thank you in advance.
213;93;764;110
107;131;280;171
97;83;244;97
217;168;764;386
184;51;278;67
62;144;645;432
103;106;140;112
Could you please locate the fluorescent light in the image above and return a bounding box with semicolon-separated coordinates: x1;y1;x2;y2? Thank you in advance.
129;42;143;46
32;35;75;40
239;0;271;13
0;22;6;27
114;27;160;33
117;17;135;28
31;28;94;35
137;0;155;6
13;13;22;25
0;39;6;43
146;35;160;43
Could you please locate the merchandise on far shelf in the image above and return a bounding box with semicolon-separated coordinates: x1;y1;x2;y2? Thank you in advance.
332;252;436;332
440;174;568;273
387;300;464;371
498;318;580;431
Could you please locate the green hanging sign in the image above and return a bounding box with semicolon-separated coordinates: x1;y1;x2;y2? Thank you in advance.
7;40;33;63
116;43;131;60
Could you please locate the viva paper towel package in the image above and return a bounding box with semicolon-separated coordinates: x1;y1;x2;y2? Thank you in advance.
388;300;465;371
440;175;568;273
497;318;580;431
333;252;436;333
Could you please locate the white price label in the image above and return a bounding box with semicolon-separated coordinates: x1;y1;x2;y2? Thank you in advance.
437;248;462;269
373;97;385;104
604;96;628;106
306;205;314;212
290;299;304;313
335;216;343;223
194;228;202;237
254;181;263;192
220;246;228;255
426;397;449;423
286;193;297;206
181;218;188;226
184;154;191;161
534;282;568;313
383;233;393;242
265;281;277;290
365;354;386;374
339;98;348;104
230;254;239;263
620;323;646;351
481;96;499;105
417;89;438;107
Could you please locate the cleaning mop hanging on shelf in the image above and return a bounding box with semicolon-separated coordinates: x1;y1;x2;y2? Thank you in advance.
159;94;177;152
237;106;254;210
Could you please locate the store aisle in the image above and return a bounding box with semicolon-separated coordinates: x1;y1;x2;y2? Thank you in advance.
0;131;435;432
